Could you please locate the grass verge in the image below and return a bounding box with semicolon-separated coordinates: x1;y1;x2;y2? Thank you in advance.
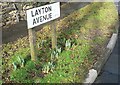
2;2;118;83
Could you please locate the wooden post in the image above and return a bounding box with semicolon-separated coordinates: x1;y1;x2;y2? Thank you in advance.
50;1;57;49
28;28;37;61
51;21;57;49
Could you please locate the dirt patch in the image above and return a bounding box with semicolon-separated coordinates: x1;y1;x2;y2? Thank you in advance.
2;2;118;83
2;2;90;44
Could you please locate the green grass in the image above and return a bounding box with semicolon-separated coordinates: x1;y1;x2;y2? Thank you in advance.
2;2;118;83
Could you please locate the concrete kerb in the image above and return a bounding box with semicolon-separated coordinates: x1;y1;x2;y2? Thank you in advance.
83;22;119;84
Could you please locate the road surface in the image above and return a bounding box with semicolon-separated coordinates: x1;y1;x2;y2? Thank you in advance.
93;1;120;84
2;2;90;44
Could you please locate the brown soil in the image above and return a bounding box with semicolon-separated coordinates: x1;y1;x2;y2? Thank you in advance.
2;2;90;44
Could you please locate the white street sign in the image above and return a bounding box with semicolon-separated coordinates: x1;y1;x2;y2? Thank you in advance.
26;2;60;29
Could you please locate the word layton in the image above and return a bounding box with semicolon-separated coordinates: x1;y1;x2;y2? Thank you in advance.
31;6;52;17
27;2;60;29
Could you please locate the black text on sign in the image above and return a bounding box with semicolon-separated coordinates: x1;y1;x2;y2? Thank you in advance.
27;2;60;29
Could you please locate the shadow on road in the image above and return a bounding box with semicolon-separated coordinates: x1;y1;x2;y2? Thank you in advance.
2;2;90;44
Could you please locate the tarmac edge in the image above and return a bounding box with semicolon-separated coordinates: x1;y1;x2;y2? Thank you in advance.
83;22;119;84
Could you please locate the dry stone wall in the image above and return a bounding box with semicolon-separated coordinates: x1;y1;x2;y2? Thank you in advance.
1;2;48;28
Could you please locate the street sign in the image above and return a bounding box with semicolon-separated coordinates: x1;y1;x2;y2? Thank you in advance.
26;2;60;61
27;2;60;29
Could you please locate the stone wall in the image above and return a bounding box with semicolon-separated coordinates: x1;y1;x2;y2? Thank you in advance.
1;2;48;28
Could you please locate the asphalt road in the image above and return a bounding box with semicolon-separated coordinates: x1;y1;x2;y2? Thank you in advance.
2;2;90;44
93;2;120;84
93;22;120;84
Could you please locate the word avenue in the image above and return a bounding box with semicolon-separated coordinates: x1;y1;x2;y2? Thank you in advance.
27;2;60;29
